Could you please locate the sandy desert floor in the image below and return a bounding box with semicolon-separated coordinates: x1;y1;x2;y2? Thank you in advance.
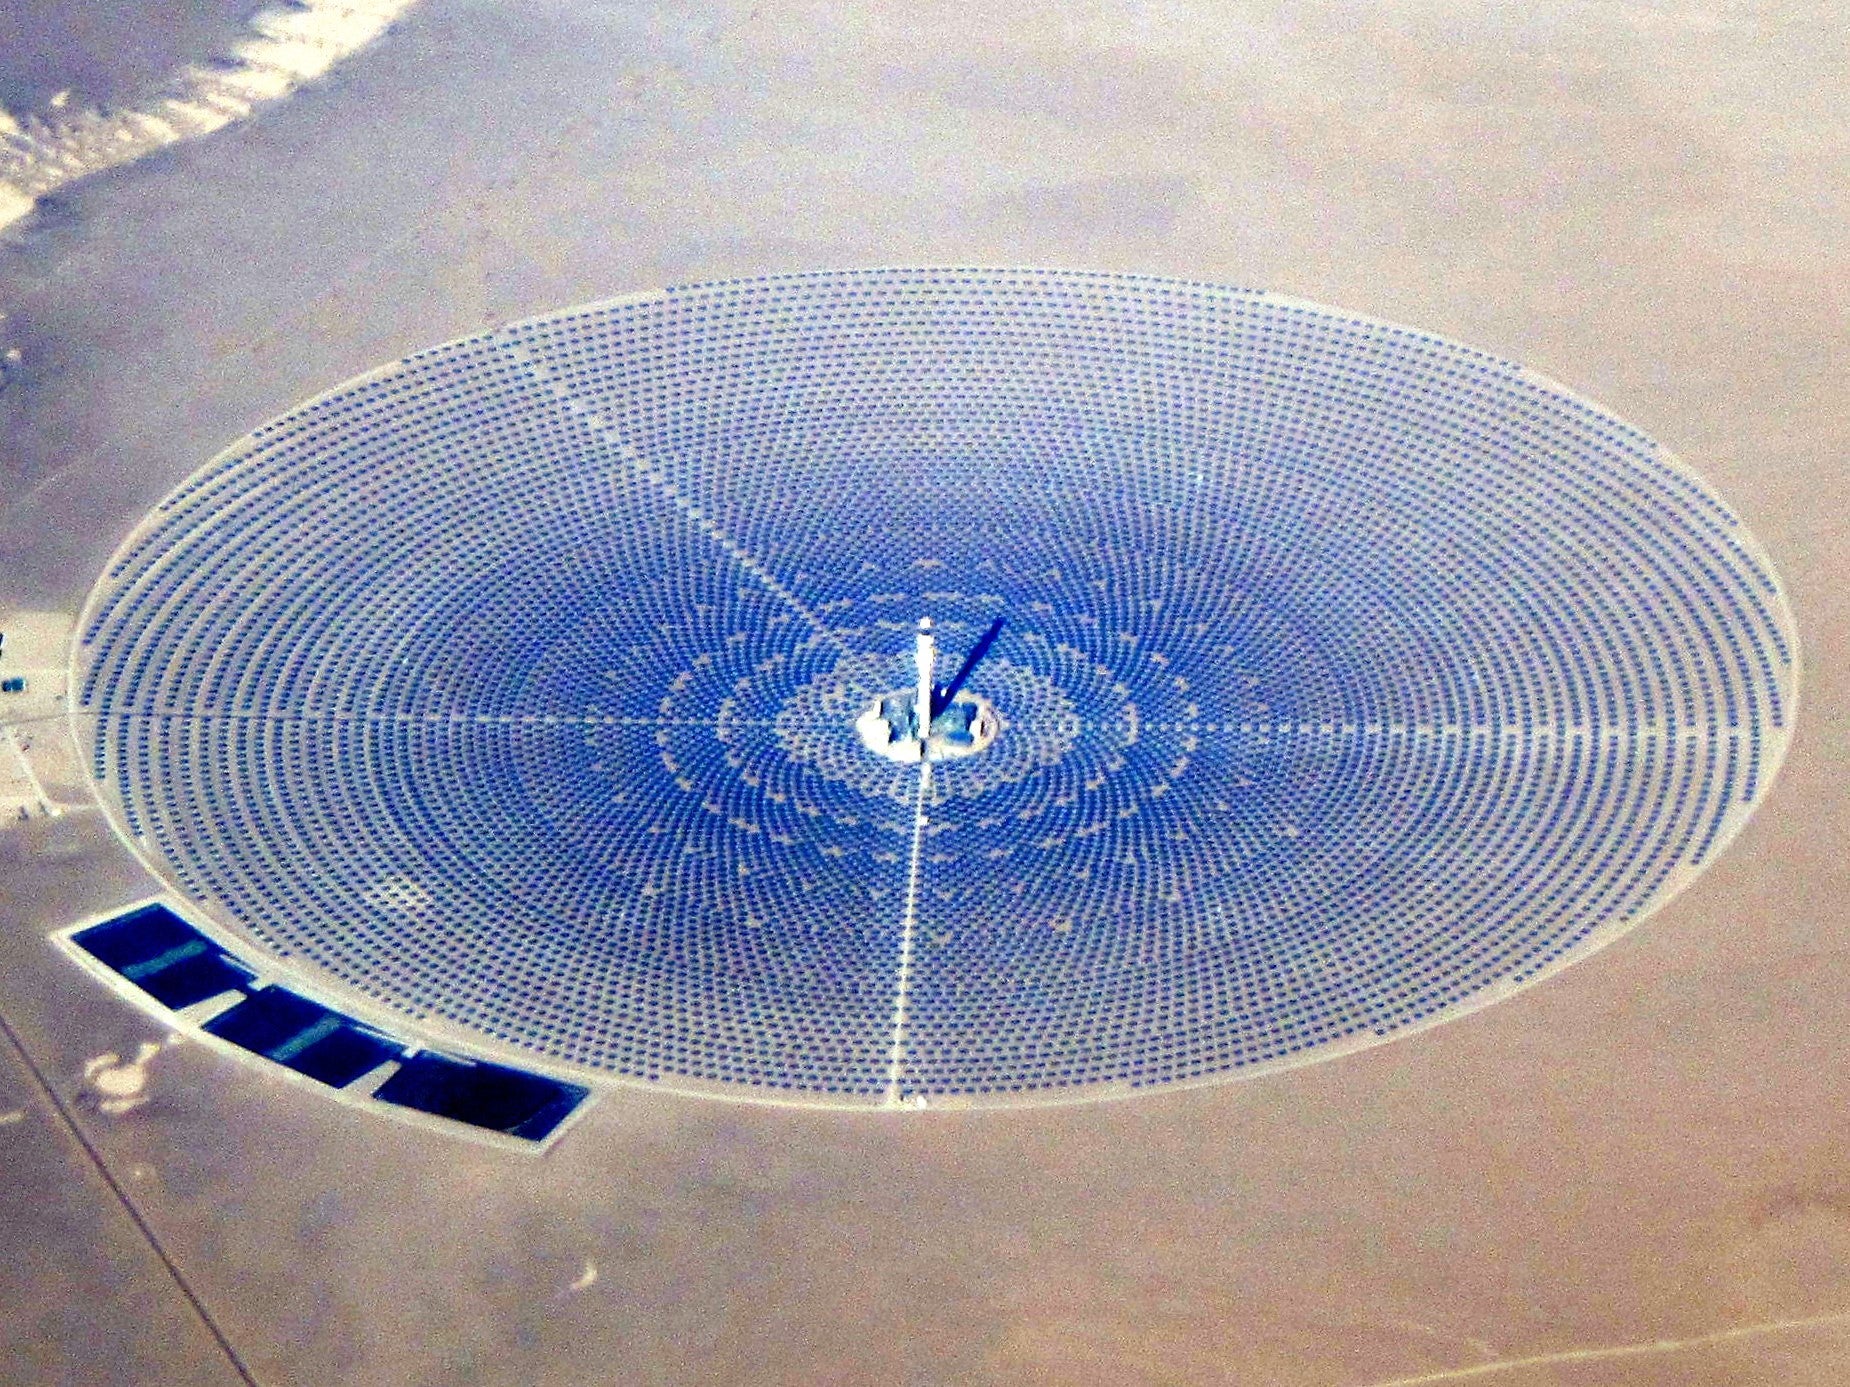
2;3;1848;1384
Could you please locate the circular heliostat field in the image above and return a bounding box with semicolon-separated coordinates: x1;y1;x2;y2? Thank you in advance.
75;269;1798;1107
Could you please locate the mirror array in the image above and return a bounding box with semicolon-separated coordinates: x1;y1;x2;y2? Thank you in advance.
74;268;1797;1106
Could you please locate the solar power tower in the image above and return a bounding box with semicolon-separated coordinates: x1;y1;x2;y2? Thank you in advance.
69;271;1795;1107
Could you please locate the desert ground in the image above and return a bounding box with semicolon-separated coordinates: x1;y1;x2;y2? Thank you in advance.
2;3;1848;1384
